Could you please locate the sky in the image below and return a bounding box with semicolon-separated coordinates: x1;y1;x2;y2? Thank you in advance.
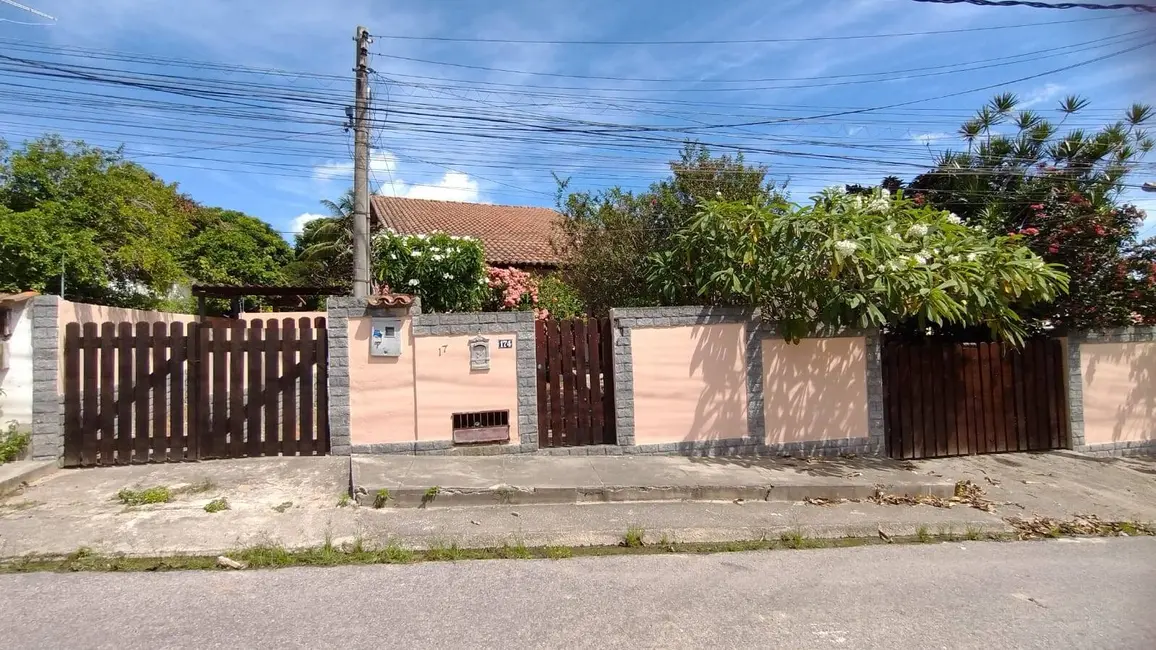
1;0;1155;242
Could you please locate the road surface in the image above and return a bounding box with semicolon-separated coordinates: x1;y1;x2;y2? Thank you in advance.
2;538;1153;649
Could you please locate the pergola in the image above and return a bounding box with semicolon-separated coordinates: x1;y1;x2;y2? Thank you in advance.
191;284;344;319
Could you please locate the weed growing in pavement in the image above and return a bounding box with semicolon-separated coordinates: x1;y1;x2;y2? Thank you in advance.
421;486;441;507
0;421;30;463
381;543;416;564
499;542;532;560
545;546;573;560
623;525;645;548
916;525;932;543
373;489;391;509
964;526;983;541
272;501;293;513
336;493;352;508
493;487;515;505
425;540;464;561
780;530;814;550
116;486;172;506
203;497;230;514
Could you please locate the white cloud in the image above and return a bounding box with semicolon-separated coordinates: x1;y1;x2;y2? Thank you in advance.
1021;83;1066;109
289;212;326;234
391;171;480;202
316;149;484;203
913;132;952;145
313;151;397;182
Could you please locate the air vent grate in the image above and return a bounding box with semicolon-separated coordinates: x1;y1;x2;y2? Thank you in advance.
452;410;510;444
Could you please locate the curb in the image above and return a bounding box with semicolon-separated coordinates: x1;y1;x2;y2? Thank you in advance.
353;481;957;508
0;461;57;499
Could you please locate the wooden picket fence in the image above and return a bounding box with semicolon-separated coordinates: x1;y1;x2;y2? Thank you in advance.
535;317;616;447
62;317;329;467
882;339;1069;459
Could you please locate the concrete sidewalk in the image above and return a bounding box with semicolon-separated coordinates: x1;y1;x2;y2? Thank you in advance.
351;454;955;506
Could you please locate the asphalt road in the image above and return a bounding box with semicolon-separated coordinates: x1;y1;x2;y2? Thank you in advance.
2;538;1154;649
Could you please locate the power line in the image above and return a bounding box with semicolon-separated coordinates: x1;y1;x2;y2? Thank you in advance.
367;14;1122;45
910;0;1156;12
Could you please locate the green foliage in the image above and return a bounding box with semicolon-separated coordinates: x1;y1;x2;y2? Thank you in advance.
373;489;391;509
648;188;1068;344
181;208;292;313
623;525;646;548
0;421;29;463
536;273;585;319
556;143;783;314
286;189;355;293
116;486;172;506
373;231;486;312
203;497;230;513
909;94;1154;330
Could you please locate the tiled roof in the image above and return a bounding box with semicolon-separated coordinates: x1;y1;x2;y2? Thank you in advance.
371;196;563;267
367;293;416;308
0;291;38;306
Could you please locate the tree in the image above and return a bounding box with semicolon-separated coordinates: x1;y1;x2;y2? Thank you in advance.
908;94;1154;330
180;207;293;312
555;143;783;314
286;188;356;290
647;188;1068;344
372;230;486;312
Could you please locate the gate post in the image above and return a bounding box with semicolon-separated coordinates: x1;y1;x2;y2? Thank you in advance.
29;295;62;462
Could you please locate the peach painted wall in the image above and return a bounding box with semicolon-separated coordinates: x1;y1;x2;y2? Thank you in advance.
413;333;520;442
762;337;868;443
630;324;749;444
1080;341;1156;444
58;300;197;329
347;316;417;445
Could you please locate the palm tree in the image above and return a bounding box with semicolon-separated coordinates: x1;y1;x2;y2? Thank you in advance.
293;189;355;287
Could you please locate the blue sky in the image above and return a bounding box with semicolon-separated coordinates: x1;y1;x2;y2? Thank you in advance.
2;0;1154;240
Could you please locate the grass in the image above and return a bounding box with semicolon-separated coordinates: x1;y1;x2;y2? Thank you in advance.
203;497;230;514
336;493;352;508
116;486;172;506
964;526;983;541
545;545;573;560
0;421;30;463
373;489;391;509
779;529;817;550
916;525;932;543
421;486;441;507
623;525;646;548
499;542;532;560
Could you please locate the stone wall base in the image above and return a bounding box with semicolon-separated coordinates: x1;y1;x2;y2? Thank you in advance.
1076;440;1156;457
350;437;872;457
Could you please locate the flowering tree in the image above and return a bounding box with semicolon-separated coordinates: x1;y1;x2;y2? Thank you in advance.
647;188;1069;344
485;266;540;313
908;94;1153;330
372;230;486;312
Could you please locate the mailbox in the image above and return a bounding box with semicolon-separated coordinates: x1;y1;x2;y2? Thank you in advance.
369;318;402;357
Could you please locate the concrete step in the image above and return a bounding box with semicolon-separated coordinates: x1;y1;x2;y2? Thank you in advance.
351;455;955;508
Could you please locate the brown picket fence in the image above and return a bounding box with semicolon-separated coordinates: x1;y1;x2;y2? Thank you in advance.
882;339;1069;459
62;317;329;467
535;317;616;447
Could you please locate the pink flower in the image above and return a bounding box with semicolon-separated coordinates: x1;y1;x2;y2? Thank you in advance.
1030;204;1044;211
1093;225;1106;236
1021;227;1039;236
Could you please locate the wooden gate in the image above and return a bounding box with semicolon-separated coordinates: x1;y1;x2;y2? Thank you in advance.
882;339;1069;459
535;317;616;447
62;317;329;467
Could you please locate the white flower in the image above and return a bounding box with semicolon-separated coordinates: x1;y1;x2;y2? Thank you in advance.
477;277;487;285
867;198;890;213
430;246;441;253
410;250;422;257
966;252;978;262
883;223;894;235
851;196;864;209
416;234;427;240
947;254;961;263
407;278;420;287
834;240;859;255
946;213;962;225
432;254;444;262
827;185;846;195
877;265;886;272
906;223;929;239
880;188;891;199
971;224;985;232
913;254;928;265
442;272;452;279
715;190;723;198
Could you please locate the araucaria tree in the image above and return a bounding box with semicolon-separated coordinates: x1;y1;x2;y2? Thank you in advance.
648;188;1068;344
908;93;1154;330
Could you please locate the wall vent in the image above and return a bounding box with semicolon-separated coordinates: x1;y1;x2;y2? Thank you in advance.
452;410;510;444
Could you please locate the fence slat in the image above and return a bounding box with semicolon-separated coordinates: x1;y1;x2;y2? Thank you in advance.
535;320;549;448
149;322;167;462
1051;339;1071;449
990;344;1009;453
572;320;590;446
1043;340;1061;449
560;320;577;445
246;320;264;457
588;320;604;445
117;323;135;463
917;343;936;458
169;322;186;462
79;322;99;466
981;343;998;454
1011;346;1028;452
925;343;946;458
281;318;298;457
62;323;82;467
99;323;116;465
133;322;151;463
897;345;915;459
194;324;210;460
941;345;960;457
209;323;228;459
547;320;563;447
264;320;281;456
315;317;329;452
298;318;315;456
229;321;246;459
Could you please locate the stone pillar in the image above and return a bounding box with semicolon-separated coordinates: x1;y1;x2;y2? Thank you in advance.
864;331;886;456
325;296;356;456
29;295;61;461
1066;334;1086;452
608;308;635;448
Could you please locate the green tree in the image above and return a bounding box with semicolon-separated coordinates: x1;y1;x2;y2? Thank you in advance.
372;230;486;312
648;188;1068;344
556;143;782;314
180;207;293;312
908;94;1154;330
286;188;356;290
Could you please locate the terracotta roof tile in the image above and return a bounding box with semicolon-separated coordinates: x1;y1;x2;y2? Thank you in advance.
371;196;562;267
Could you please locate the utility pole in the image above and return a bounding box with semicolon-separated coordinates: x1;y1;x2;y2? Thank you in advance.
351;25;371;298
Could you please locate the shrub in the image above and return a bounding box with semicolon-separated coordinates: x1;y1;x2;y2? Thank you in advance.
0;421;30;463
536;273;585;319
372;230;486;312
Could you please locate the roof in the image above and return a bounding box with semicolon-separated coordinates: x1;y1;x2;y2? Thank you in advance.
367;293;415;308
371;196;563;267
0;291;38;306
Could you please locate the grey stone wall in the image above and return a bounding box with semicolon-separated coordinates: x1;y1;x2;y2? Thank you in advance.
1067;326;1156;455
330;297;538;455
29;295;60;461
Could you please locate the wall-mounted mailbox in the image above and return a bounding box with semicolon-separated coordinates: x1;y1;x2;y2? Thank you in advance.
469;335;490;371
369;318;402;357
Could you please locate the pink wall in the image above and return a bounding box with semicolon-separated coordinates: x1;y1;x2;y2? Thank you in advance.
630;324;749;444
348;316;417;445
762;337;868;443
413;333;520;442
1080;341;1156;444
58;300;197;330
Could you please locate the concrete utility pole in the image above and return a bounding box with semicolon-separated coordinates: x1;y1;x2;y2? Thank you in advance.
351;25;371;298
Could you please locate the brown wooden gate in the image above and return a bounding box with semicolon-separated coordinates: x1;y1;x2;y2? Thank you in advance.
882;339;1069;459
535;317;616;447
62;317;329;467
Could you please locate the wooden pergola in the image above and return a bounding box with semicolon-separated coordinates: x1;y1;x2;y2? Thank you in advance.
191;284;344;319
